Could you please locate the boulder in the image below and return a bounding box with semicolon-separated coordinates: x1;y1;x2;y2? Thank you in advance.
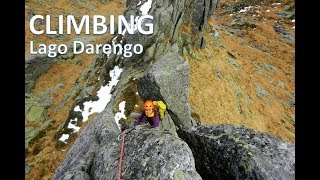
159;112;177;133
53;104;201;180
178;125;295;180
137;49;195;128
52;104;120;180
92;125;201;180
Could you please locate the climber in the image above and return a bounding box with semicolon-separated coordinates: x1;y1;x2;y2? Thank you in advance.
133;100;160;128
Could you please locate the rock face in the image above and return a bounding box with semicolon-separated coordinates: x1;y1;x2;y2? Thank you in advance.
122;0;220;65
53;104;201;180
192;0;220;47
158;112;177;133
108;125;201;180
52;103;120;180
25;55;57;93
52;1;296;179
137;48;195;129
178;125;295;180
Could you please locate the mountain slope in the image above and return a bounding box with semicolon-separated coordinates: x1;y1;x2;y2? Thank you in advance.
25;0;295;179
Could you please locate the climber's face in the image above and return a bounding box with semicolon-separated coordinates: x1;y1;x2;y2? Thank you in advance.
144;100;154;117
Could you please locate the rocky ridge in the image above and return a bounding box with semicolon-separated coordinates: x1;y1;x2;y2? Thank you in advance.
52;0;294;179
25;0;295;179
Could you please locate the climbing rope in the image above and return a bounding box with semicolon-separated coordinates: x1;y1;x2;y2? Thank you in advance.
117;124;149;179
117;132;125;180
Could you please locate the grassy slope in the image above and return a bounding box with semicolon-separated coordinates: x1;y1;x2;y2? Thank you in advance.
25;1;125;179
186;0;295;143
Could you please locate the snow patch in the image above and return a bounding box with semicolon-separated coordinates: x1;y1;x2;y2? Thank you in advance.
74;66;123;122
292;19;295;23
59;134;69;143
122;0;152;36
59;66;123;144
239;6;253;13
74;105;81;112
266;9;270;13
140;0;152;15
114;101;126;129
272;3;281;5
67;118;81;133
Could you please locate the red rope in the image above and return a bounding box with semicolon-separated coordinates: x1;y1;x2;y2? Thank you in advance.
118;132;125;180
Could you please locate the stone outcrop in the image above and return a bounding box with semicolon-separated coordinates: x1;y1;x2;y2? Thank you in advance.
121;0;220;65
25;55;58;93
137;47;195;129
53;104;201;180
178;125;295;180
51;1;295;179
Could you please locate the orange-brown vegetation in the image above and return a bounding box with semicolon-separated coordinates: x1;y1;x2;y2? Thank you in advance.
185;0;295;143
25;1;126;179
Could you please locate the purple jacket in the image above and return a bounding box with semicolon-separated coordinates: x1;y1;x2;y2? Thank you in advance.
134;112;160;128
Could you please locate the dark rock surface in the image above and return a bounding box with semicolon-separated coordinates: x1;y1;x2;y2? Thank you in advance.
178;125;295;180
